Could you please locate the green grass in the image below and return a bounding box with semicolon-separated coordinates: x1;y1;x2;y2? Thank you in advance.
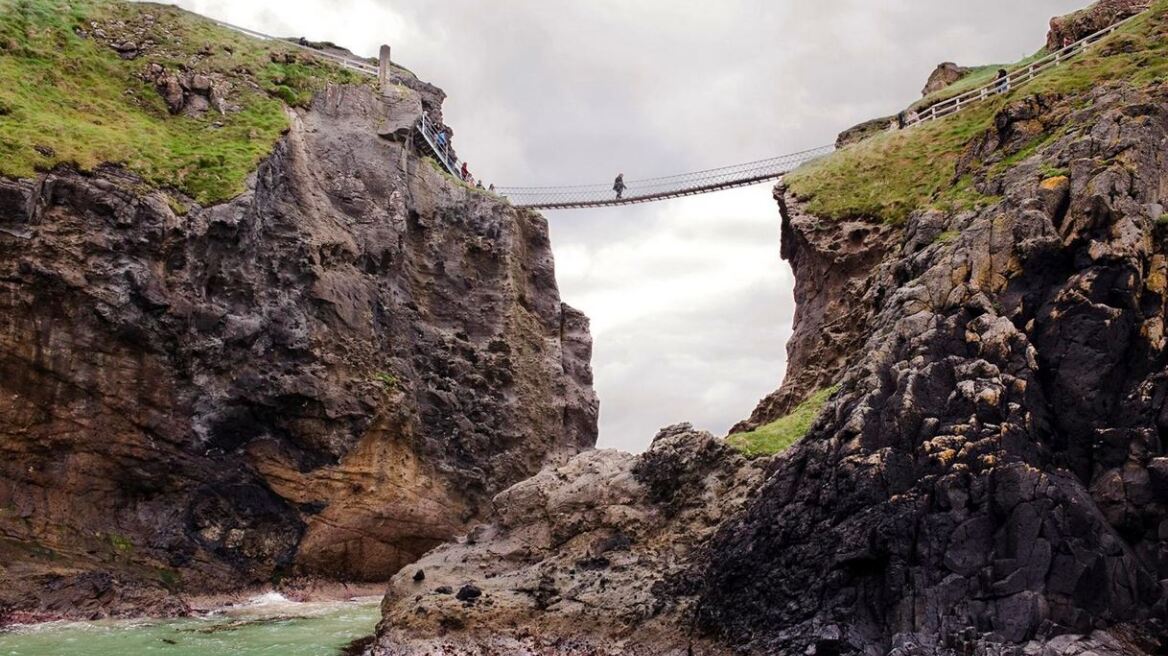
788;1;1168;225
107;532;133;553
0;0;370;204
911;54;1047;112
726;386;838;457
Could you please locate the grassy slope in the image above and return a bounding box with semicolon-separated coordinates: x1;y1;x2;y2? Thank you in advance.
0;0;369;204
911;55;1048;112
727;386;838;457
786;1;1168;225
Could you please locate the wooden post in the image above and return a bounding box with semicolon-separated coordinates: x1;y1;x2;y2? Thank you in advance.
378;44;392;94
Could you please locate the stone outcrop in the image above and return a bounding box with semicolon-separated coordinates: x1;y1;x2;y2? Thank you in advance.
1047;0;1151;49
0;67;596;618
370;77;1168;656
733;190;897;432
836;116;897;148
922;62;972;97
370;425;764;656
698;81;1168;655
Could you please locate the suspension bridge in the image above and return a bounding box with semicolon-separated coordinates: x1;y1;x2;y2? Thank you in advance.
207;9;1141;211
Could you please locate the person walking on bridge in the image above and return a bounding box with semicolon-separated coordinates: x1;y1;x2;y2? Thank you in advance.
613;173;626;200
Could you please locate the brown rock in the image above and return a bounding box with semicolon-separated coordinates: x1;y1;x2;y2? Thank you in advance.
1047;0;1151;51
922;62;971;97
372;425;761;655
0;81;596;617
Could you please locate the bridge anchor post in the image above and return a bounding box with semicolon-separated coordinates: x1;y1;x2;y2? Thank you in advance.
378;44;392;94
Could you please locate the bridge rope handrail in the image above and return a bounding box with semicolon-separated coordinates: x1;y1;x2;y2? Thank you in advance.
497;145;840;192
495;146;836;208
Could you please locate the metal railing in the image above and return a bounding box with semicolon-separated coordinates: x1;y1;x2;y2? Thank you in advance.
417;114;461;178
906;10;1142;126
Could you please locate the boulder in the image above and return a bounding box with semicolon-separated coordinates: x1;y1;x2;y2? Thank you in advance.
922;62;971;97
1047;0;1151;50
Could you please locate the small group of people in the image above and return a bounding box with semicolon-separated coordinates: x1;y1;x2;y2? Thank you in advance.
458;161;494;192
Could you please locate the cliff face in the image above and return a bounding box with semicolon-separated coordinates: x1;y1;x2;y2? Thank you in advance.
1048;0;1152;48
0;46;596;619
372;5;1168;654
733;197;896;432
699;81;1168;655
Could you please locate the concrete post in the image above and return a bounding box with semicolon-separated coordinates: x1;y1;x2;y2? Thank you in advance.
378;45;392;94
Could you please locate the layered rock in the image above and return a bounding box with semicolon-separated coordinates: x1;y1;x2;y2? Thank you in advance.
733;191;897;432
0;73;596;617
371;71;1168;656
698;82;1168;655
370;425;764;656
1047;0;1151;49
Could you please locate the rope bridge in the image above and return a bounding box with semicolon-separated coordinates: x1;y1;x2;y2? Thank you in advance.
194;7;1144;211
495;146;836;210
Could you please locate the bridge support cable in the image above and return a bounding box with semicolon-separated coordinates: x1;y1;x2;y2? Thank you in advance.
496;145;836;209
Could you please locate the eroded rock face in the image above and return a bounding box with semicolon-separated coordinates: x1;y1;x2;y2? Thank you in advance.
370;425;764;656
1047;0;1151;50
0;81;597;618
368;82;1168;655
734;191;897;432
698;82;1168;655
922;62;971;97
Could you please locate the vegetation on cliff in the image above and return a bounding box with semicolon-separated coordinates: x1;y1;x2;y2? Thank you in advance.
0;0;367;204
785;0;1168;224
726;386;837;457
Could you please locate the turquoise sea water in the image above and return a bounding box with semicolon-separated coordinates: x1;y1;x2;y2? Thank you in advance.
0;594;380;656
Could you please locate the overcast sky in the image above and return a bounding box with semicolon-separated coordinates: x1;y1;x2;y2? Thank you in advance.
171;0;1086;452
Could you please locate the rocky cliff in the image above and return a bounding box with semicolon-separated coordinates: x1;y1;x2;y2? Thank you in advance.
0;2;596;621
371;2;1168;654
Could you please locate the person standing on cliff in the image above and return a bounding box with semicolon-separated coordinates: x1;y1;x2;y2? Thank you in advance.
995;69;1010;94
613;173;626;200
460;161;470;182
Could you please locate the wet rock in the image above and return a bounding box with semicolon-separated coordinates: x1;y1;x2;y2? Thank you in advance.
371;426;764;655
